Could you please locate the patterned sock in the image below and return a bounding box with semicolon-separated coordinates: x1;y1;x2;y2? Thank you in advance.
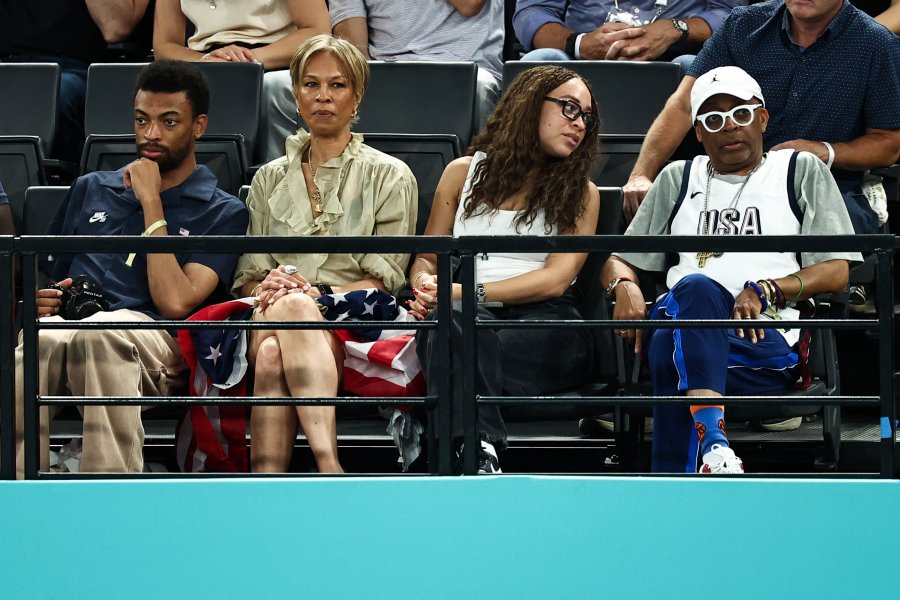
690;405;728;456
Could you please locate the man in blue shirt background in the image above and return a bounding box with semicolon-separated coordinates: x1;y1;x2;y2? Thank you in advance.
14;60;248;478
513;0;745;66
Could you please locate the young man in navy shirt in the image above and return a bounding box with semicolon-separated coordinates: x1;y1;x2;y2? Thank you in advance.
14;60;248;477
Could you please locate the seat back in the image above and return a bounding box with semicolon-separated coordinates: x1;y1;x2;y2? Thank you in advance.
238;184;251;203
362;133;461;235
23;186;69;236
349;62;478;150
0;64;59;226
80;133;246;196
23;185;70;288
575;187;625;383
0;63;60;153
2;138;46;233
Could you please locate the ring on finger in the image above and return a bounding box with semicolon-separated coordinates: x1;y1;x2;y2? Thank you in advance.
284;264;299;275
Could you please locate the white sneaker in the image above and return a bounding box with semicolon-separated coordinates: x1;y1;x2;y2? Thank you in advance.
700;444;744;474
477;440;502;474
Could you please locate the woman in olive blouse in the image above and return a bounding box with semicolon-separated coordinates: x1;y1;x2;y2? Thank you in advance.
232;35;417;473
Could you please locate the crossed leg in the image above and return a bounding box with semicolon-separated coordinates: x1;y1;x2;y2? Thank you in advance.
249;293;344;473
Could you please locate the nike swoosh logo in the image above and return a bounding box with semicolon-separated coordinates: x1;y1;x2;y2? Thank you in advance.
690;191;704;199
88;216;102;223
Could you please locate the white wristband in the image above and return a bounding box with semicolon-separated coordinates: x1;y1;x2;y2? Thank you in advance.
574;33;586;59
822;141;835;169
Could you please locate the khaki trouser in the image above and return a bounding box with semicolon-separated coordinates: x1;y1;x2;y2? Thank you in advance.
14;309;186;478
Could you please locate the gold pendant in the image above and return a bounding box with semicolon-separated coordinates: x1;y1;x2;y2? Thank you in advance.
696;251;723;268
312;189;323;213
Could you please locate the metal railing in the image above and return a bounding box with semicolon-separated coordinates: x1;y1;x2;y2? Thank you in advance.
1;233;896;478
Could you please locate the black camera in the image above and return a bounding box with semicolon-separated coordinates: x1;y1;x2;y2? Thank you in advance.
49;275;110;320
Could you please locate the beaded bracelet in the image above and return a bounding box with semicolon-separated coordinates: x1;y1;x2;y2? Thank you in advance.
744;280;768;312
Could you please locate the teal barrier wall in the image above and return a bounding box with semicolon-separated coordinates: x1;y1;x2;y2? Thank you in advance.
1;476;897;599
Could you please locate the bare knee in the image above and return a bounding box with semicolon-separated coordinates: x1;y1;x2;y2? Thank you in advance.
265;292;322;322
254;337;284;380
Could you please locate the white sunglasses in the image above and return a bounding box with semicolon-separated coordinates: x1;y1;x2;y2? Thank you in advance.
695;103;763;133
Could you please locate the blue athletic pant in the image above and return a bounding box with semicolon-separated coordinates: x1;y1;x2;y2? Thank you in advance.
644;274;798;472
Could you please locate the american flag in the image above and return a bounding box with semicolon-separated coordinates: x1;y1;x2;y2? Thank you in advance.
175;289;425;472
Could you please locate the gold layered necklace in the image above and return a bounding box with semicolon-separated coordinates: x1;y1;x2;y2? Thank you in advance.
302;147;324;214
695;154;766;268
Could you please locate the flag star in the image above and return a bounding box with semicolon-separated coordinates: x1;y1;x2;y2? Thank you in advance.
362;301;376;316
335;311;351;321
364;288;377;298
330;292;348;305
205;344;223;365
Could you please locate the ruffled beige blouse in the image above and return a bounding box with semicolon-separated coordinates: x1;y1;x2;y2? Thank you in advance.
232;130;418;295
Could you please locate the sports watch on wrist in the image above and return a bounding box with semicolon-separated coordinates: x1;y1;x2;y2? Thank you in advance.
672;19;689;41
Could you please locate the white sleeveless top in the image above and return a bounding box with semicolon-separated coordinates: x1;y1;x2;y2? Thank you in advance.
667;149;802;345
454;152;555;283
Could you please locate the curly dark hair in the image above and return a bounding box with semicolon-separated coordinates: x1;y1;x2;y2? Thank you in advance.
464;65;600;234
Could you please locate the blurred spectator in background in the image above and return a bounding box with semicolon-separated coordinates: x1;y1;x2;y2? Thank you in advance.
513;0;744;70
0;181;12;236
0;1;151;163
329;0;504;130
153;0;330;163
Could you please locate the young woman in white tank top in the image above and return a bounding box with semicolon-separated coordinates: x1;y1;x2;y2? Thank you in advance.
409;65;602;473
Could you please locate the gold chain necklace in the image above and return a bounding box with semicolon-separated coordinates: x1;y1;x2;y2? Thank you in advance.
302;147;324;213
696;154;766;269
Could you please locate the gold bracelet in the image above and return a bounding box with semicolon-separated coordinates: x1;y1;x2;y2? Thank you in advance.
125;219;168;267
412;271;431;289
787;273;804;303
251;284;263;297
142;219;168;237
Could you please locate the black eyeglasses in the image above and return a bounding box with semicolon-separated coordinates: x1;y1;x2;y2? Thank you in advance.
544;96;598;132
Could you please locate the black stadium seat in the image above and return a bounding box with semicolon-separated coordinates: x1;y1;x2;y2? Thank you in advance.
352;62;478;151
502;61;681;186
0;63;60;232
362;133;461;235
22;185;68;236
81;62;263;195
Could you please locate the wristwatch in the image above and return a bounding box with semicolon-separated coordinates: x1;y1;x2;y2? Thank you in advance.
672;19;689;41
476;283;487;304
605;277;633;300
315;283;333;296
